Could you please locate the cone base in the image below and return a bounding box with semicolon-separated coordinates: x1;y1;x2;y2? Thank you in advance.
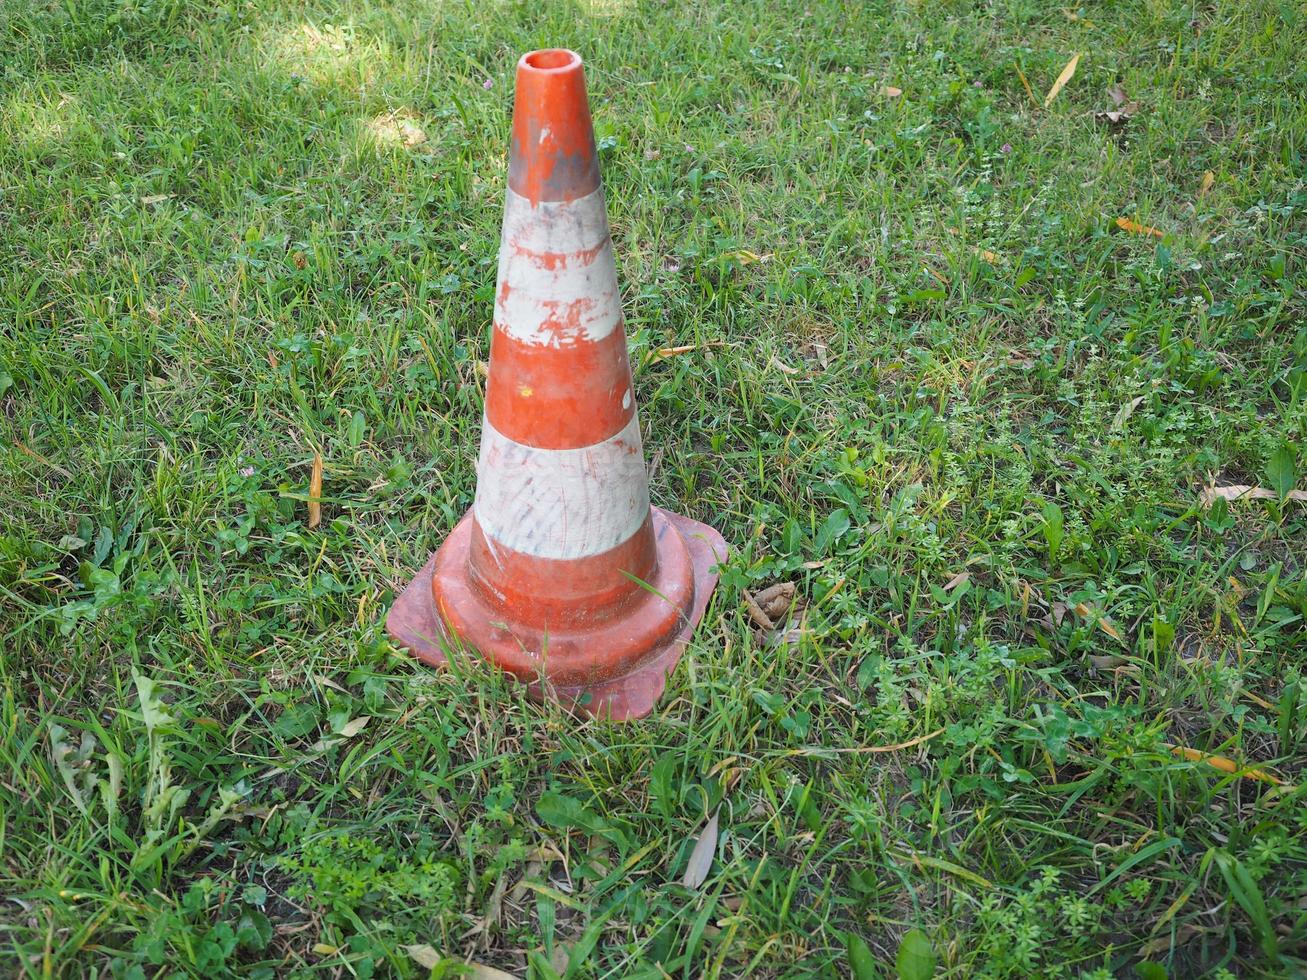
386;508;725;721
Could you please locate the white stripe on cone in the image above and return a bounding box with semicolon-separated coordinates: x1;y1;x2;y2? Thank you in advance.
473;414;650;560
495;187;621;347
500;187;609;254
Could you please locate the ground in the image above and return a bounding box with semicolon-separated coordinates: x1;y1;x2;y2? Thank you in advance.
1;0;1305;976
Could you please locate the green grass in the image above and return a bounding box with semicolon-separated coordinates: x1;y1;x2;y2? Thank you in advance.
1;0;1305;975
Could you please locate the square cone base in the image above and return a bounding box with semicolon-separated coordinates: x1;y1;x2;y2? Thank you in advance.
386;508;726;721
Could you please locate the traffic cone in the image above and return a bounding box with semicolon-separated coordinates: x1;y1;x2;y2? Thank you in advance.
387;48;726;720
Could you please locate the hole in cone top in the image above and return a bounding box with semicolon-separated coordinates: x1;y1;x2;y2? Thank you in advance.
509;48;599;203
522;49;579;71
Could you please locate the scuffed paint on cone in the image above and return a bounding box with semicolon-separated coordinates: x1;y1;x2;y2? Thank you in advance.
386;49;726;720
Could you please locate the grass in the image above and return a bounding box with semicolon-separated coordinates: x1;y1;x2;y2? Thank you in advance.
1;0;1305;975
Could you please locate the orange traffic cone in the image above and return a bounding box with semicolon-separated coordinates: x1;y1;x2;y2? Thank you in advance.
387;48;726;720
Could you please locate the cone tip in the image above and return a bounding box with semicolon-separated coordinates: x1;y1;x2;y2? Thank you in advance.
509;48;600;204
518;48;583;74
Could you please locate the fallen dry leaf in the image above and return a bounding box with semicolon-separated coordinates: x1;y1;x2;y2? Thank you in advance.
1139;924;1205;958
338;716;370;738
509;858;546;904
308;453;323;528
682;808;720;889
1088;654;1128;670
13;440;73;479
1072;602;1125;643
310;715;370;752
1198;170;1215;199
1044;53;1081;108
1098;617;1124;642
466;964;522;980
942;571;971;591
403;945;441;969
1201;484;1307;506
1116;216;1165;238
741;590;774;630
1111;395;1146;431
548;943;570;975
1166;744;1288;787
1096;106;1137;124
648;342;728;363
793;727;945;756
1094;83;1139;124
769;618;811;651
753;581;796;621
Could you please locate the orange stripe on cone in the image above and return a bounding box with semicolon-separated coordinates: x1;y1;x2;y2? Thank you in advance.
484;327;634;448
385;48;726;720
466;515;659;630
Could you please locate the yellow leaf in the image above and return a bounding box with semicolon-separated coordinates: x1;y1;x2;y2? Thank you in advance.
1243;689;1275;711
1115;216;1165;238
1043;53;1081;108
1013;61;1037;106
1166;745;1287;786
895;850;994;888
648;341;729;364
791;728;945;757
12;439;73;479
653;344;697;361
1072;602;1124;643
308;453;323;528
1198;170;1215;199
